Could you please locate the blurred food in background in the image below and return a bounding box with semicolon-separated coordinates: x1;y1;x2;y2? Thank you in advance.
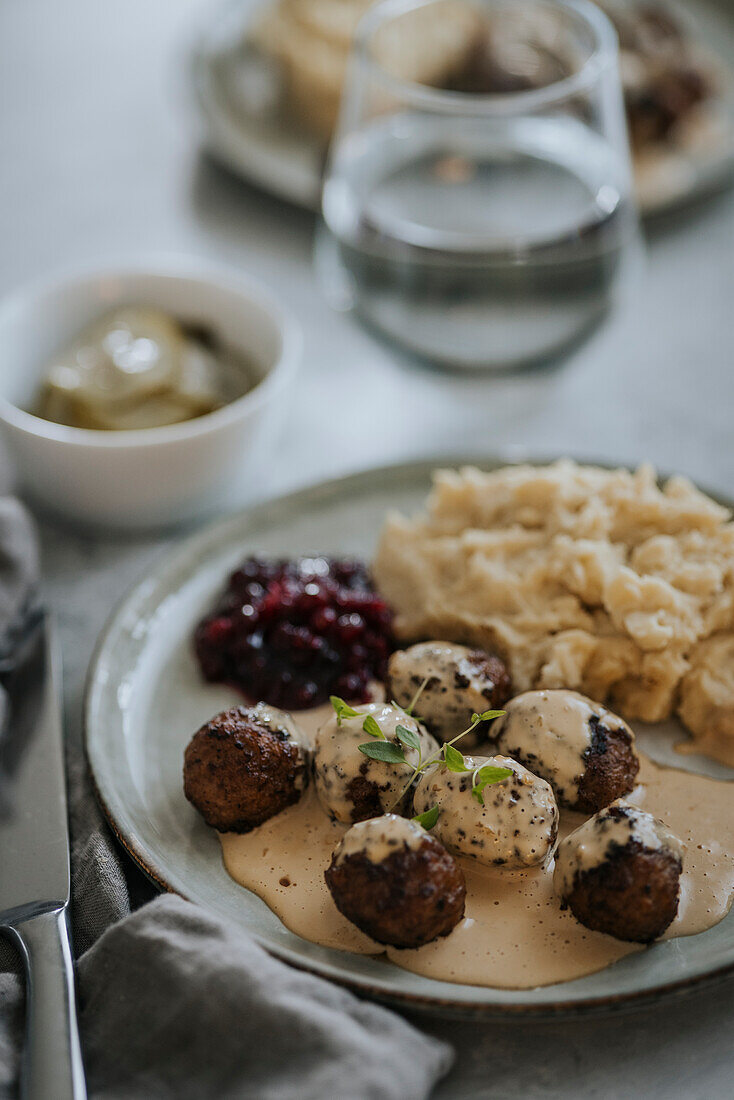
253;0;725;158
196;0;734;214
607;1;711;149
599;0;733;204
251;0;482;142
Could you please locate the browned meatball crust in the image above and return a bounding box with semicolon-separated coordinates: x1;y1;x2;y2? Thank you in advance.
326;830;466;948
574;715;640;814
183;704;308;833
555;802;684;943
345;768;392;823
562;841;682;943
465;652;511;707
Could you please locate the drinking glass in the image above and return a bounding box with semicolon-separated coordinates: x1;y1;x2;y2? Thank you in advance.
316;0;643;369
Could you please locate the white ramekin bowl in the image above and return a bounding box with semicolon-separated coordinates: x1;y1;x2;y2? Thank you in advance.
0;262;301;530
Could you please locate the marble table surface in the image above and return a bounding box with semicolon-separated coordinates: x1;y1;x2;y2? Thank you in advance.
1;0;733;1096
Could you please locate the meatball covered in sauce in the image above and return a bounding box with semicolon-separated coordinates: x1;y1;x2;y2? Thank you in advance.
183;703;309;833
413;755;558;869
386;641;511;746
554;800;684;943
325;814;466;948
313;703;438;823
493;690;639;812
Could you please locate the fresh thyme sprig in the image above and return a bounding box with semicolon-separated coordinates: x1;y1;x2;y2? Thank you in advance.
330;696;360;725
329;698;421;754
359;722;422;765
412;804;440;829
328;696;512;810
365;708;507;811
440;737;513;804
469;763;514;805
402;675;430;717
361;714;384;739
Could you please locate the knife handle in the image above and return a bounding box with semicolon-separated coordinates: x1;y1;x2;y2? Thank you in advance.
8;905;87;1100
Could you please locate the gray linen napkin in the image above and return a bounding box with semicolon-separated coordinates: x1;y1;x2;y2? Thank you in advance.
0;498;453;1100
0;498;40;696
77;894;451;1100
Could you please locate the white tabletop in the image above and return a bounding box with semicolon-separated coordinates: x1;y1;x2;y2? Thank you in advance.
1;1;733;1096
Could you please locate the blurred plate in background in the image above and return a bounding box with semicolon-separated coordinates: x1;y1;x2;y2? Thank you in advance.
191;0;734;217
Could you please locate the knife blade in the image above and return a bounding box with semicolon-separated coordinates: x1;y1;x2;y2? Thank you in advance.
0;612;87;1099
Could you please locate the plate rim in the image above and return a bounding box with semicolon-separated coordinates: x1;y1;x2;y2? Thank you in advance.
84;452;734;1018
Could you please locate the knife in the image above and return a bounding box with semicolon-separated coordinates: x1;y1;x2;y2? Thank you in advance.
0;612;87;1100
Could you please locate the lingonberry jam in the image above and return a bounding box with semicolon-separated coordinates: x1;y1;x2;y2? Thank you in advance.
194;556;394;710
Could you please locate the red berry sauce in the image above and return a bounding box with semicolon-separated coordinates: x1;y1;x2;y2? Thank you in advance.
194;556;394;710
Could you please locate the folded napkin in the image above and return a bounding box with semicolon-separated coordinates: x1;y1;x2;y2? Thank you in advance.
0;497;453;1100
77;895;452;1100
0;497;40;682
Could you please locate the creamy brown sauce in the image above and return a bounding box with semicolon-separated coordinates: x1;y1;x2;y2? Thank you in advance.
218;704;734;990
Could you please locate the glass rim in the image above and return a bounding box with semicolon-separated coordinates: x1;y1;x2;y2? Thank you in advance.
353;0;619;114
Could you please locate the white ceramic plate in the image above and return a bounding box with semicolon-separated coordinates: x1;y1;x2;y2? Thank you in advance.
190;0;734;218
85;456;734;1016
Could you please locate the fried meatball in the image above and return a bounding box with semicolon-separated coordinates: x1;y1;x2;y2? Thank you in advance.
413;755;558;869
313;703;438;823
493;690;639;812
325;814;466;947
386;641;511;746
183;703;309;833
554;800;684;943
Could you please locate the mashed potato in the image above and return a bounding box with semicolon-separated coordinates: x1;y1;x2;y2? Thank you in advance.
374;462;734;765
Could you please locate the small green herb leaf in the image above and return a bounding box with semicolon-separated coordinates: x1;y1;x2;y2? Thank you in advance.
405;675;430;717
412;805;440;830
330;696;360;725
358;741;406;764
362;714;385;739
470;709;506;725
471;764;513;804
444;743;468;772
395;724;421;752
475;764;513;784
